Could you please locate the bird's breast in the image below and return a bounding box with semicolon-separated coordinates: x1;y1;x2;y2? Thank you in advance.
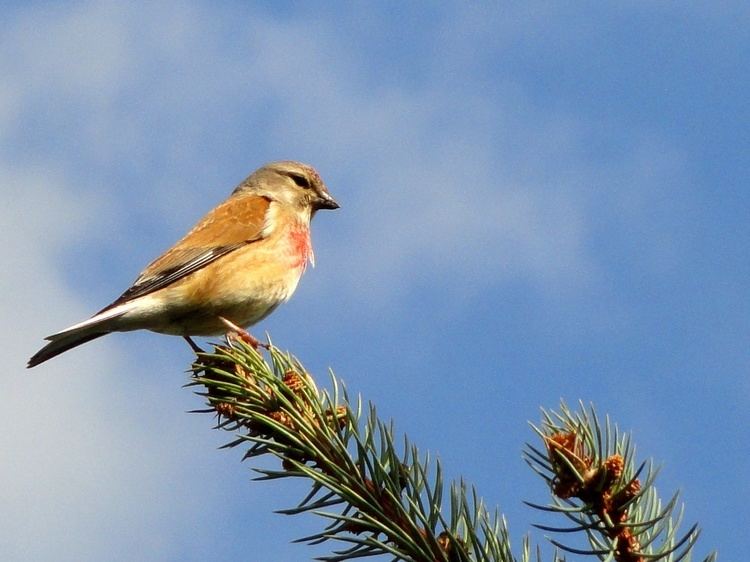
149;221;313;336
287;225;313;269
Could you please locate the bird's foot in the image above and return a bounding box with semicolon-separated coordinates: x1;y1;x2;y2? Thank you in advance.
219;317;269;350
183;336;204;354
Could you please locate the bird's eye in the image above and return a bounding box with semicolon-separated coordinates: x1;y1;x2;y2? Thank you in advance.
290;173;310;189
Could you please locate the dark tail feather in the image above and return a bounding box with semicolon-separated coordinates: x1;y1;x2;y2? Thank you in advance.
27;332;108;368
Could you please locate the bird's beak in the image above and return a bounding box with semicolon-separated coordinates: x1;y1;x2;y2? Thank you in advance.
315;192;340;210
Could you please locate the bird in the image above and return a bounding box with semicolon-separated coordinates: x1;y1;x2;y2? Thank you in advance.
28;161;339;368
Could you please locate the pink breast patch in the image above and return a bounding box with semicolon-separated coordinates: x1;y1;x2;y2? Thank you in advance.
289;227;312;268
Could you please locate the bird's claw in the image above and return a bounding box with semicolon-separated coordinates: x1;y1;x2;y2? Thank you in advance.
218;317;269;350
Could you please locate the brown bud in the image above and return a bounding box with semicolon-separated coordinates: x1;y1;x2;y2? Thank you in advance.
547;432;590;475
269;409;296;430
614;527;643;562
215;402;236;419
604;455;624;480
611;478;641;513
325;406;349;429
283;370;307;393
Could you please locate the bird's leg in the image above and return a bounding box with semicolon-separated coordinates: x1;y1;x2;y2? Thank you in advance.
183;336;203;354
218;316;269;350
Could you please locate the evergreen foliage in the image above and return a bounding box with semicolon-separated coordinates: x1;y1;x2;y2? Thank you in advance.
189;337;715;562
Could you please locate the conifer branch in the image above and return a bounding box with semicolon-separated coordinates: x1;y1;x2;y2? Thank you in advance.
189;338;520;562
524;402;716;562
188;338;713;562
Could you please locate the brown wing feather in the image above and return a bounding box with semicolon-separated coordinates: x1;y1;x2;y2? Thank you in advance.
139;194;271;279
103;194;270;309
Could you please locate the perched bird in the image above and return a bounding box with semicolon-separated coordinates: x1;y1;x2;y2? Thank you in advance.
28;161;339;368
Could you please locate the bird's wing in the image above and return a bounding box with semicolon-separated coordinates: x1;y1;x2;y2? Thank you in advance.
102;194;271;309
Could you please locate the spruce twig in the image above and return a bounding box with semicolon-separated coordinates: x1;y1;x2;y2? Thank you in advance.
189;338;518;562
187;338;713;562
524;402;716;562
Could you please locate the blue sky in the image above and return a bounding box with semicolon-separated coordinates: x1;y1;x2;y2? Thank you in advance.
2;2;747;561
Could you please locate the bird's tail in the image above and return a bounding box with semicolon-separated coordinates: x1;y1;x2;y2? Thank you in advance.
27;330;108;368
27;305;132;368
